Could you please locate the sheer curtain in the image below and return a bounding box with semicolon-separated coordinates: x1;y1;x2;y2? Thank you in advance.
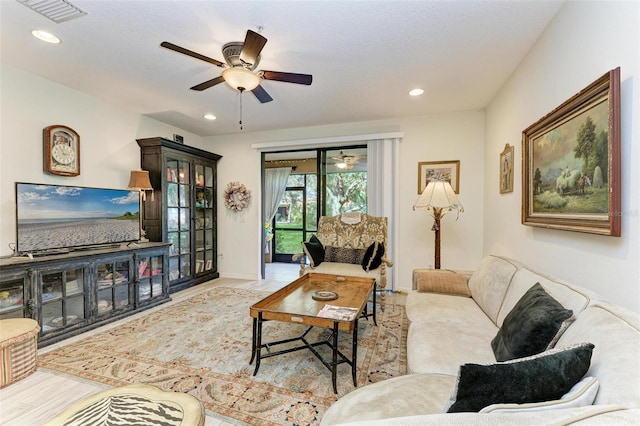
367;137;401;290
264;166;292;233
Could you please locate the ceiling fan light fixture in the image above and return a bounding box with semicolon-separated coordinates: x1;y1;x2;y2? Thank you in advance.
222;67;260;91
336;162;347;169
409;88;424;96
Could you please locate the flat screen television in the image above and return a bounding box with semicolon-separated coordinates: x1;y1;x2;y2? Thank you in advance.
16;182;141;254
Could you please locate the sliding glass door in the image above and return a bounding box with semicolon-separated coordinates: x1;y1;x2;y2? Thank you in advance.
265;146;367;264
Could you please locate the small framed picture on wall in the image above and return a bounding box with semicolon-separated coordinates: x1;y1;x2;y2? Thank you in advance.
417;160;460;194
500;144;514;194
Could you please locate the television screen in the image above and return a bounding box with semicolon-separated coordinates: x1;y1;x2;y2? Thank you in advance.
16;182;141;254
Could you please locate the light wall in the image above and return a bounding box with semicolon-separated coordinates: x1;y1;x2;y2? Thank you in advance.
484;1;640;311
1;1;637;312
0;63;204;257
205;112;486;292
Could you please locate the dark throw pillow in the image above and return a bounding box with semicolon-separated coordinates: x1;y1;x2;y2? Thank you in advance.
446;343;595;413
302;235;324;267
324;246;367;265
491;282;574;362
362;241;385;272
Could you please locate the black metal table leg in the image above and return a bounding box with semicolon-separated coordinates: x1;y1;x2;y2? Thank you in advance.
250;317;257;364
332;321;339;394
252;313;263;376
352;320;358;386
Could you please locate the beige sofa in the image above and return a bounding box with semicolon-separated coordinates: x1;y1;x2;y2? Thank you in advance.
321;255;640;425
294;213;393;294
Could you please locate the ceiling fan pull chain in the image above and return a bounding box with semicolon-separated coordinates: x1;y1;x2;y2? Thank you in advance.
239;89;244;130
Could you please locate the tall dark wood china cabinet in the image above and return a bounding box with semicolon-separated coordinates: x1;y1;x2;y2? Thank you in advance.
136;137;222;293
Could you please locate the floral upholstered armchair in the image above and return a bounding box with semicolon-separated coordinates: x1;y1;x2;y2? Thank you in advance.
293;212;393;296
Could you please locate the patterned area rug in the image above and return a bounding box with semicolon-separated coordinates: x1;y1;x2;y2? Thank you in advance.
39;287;407;425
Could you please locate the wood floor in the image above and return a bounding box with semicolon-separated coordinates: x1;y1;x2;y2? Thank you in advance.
0;263;404;425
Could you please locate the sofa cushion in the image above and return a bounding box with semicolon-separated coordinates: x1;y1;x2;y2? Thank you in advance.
479;376;599;413
555;302;640;408
324;406;637;426
413;269;470;297
324;246;366;264
320;373;457;425
467;256;517;324
445;343;594;413
405;291;483;325
302;235;324;267
362;241;384;272
497;267;591;327
407;317;497;375
305;262;382;282
491;283;574;361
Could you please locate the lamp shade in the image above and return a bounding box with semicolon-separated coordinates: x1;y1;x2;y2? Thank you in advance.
413;179;464;215
127;170;153;191
222;67;261;91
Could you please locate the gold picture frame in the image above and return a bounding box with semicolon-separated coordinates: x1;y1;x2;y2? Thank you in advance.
500;144;514;194
522;67;621;236
418;160;460;194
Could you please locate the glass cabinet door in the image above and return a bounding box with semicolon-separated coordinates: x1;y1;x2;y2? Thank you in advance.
96;258;133;315
137;253;165;304
166;157;192;282
40;267;86;334
195;163;215;274
0;273;27;320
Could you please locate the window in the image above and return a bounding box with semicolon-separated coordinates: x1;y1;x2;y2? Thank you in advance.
272;173;317;262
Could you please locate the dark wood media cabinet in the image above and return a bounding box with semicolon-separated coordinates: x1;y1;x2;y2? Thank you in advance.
0;242;171;347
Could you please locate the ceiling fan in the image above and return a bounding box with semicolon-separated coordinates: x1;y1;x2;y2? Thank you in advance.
332;151;361;170
161;29;312;103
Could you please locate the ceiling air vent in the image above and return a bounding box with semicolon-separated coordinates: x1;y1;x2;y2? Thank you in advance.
17;0;87;23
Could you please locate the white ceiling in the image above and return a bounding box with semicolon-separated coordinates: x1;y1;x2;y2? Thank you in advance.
0;0;563;137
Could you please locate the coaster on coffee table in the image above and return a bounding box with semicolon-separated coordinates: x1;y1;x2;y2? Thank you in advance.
312;291;338;301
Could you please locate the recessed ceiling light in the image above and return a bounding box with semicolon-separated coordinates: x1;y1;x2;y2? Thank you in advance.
32;30;61;44
204;114;217;120
409;88;424;97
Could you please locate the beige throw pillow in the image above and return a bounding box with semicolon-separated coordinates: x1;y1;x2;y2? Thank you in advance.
413;269;471;297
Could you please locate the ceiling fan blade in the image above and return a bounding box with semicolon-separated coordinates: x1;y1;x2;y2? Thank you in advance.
161;42;225;68
261;71;312;85
239;30;267;66
251;85;273;103
190;76;225;91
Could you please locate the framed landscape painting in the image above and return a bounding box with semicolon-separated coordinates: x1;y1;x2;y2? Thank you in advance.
418;160;460;194
522;67;620;236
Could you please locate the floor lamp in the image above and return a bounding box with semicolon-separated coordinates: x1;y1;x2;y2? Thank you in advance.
413;178;464;269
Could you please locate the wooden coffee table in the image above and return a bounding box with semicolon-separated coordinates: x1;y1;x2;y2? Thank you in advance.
249;272;376;393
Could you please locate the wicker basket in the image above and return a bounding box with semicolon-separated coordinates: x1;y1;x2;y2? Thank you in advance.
0;318;40;388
